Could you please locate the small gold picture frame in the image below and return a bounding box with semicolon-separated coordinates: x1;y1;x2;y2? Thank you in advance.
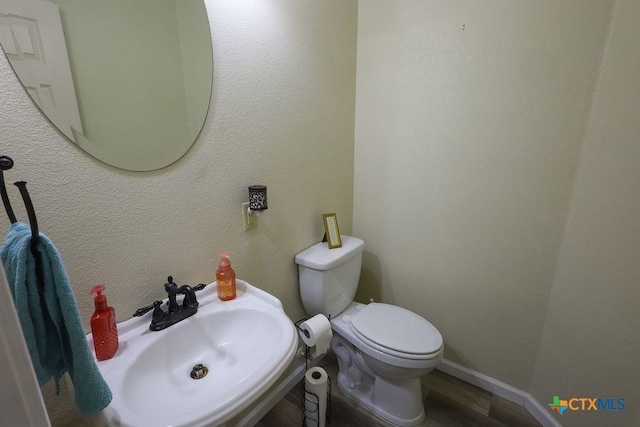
322;213;342;249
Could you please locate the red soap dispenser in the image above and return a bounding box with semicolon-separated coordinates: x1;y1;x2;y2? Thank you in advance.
88;285;119;361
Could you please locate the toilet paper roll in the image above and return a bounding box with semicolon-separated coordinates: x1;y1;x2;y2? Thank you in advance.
304;367;328;427
298;314;332;357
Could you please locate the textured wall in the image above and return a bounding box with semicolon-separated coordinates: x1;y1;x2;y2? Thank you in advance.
0;1;357;425
353;0;613;390
529;0;640;425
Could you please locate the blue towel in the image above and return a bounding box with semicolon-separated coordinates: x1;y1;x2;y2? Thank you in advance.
1;222;112;416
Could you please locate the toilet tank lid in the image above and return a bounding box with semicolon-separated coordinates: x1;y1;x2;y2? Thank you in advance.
295;235;364;270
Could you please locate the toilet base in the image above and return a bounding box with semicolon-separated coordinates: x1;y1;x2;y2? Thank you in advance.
336;373;426;426
332;335;427;427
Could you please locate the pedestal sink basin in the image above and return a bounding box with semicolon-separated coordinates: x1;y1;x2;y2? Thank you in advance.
88;280;297;427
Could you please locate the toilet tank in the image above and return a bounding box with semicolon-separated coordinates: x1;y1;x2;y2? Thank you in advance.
295;235;364;318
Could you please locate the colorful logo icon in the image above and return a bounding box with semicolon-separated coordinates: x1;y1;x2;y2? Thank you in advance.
549;396;569;414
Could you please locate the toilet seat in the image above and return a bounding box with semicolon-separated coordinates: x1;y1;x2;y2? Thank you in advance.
349;303;443;360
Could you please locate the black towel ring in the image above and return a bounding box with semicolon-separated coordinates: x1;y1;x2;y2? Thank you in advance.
15;181;39;243
1;155;46;304
0;155;17;224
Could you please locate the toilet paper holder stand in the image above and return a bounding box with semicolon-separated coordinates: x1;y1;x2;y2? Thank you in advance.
295;317;332;426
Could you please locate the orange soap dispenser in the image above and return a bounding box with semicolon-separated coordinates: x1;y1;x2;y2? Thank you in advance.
88;285;119;361
216;252;237;301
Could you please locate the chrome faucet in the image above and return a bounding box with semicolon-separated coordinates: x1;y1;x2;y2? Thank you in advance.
133;276;207;331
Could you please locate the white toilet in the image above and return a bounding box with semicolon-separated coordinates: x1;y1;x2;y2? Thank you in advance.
295;235;444;427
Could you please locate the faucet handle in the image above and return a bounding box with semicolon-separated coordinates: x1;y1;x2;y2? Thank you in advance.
133;300;163;317
192;283;207;292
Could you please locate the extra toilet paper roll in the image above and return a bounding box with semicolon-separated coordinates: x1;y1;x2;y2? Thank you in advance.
299;314;332;358
304;367;328;427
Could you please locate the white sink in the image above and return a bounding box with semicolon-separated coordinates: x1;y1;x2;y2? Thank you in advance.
89;280;297;427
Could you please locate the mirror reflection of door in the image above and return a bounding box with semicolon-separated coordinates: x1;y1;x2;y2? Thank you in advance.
0;0;83;142
0;0;213;172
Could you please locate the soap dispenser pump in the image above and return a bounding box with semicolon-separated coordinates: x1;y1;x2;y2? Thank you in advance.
89;284;119;361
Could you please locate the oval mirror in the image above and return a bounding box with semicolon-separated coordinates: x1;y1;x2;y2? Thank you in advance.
0;0;213;171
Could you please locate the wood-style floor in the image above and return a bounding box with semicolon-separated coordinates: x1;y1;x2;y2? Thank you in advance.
256;356;542;427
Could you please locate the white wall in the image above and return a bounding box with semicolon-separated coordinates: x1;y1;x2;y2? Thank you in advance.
353;0;613;390
529;0;640;425
0;1;357;425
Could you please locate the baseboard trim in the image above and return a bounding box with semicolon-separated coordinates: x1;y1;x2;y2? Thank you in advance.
523;394;562;427
437;359;527;405
436;359;561;427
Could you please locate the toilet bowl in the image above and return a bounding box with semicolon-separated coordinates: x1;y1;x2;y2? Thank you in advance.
295;236;444;426
330;302;443;426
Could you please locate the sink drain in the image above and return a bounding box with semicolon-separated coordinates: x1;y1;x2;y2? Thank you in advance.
190;364;209;380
